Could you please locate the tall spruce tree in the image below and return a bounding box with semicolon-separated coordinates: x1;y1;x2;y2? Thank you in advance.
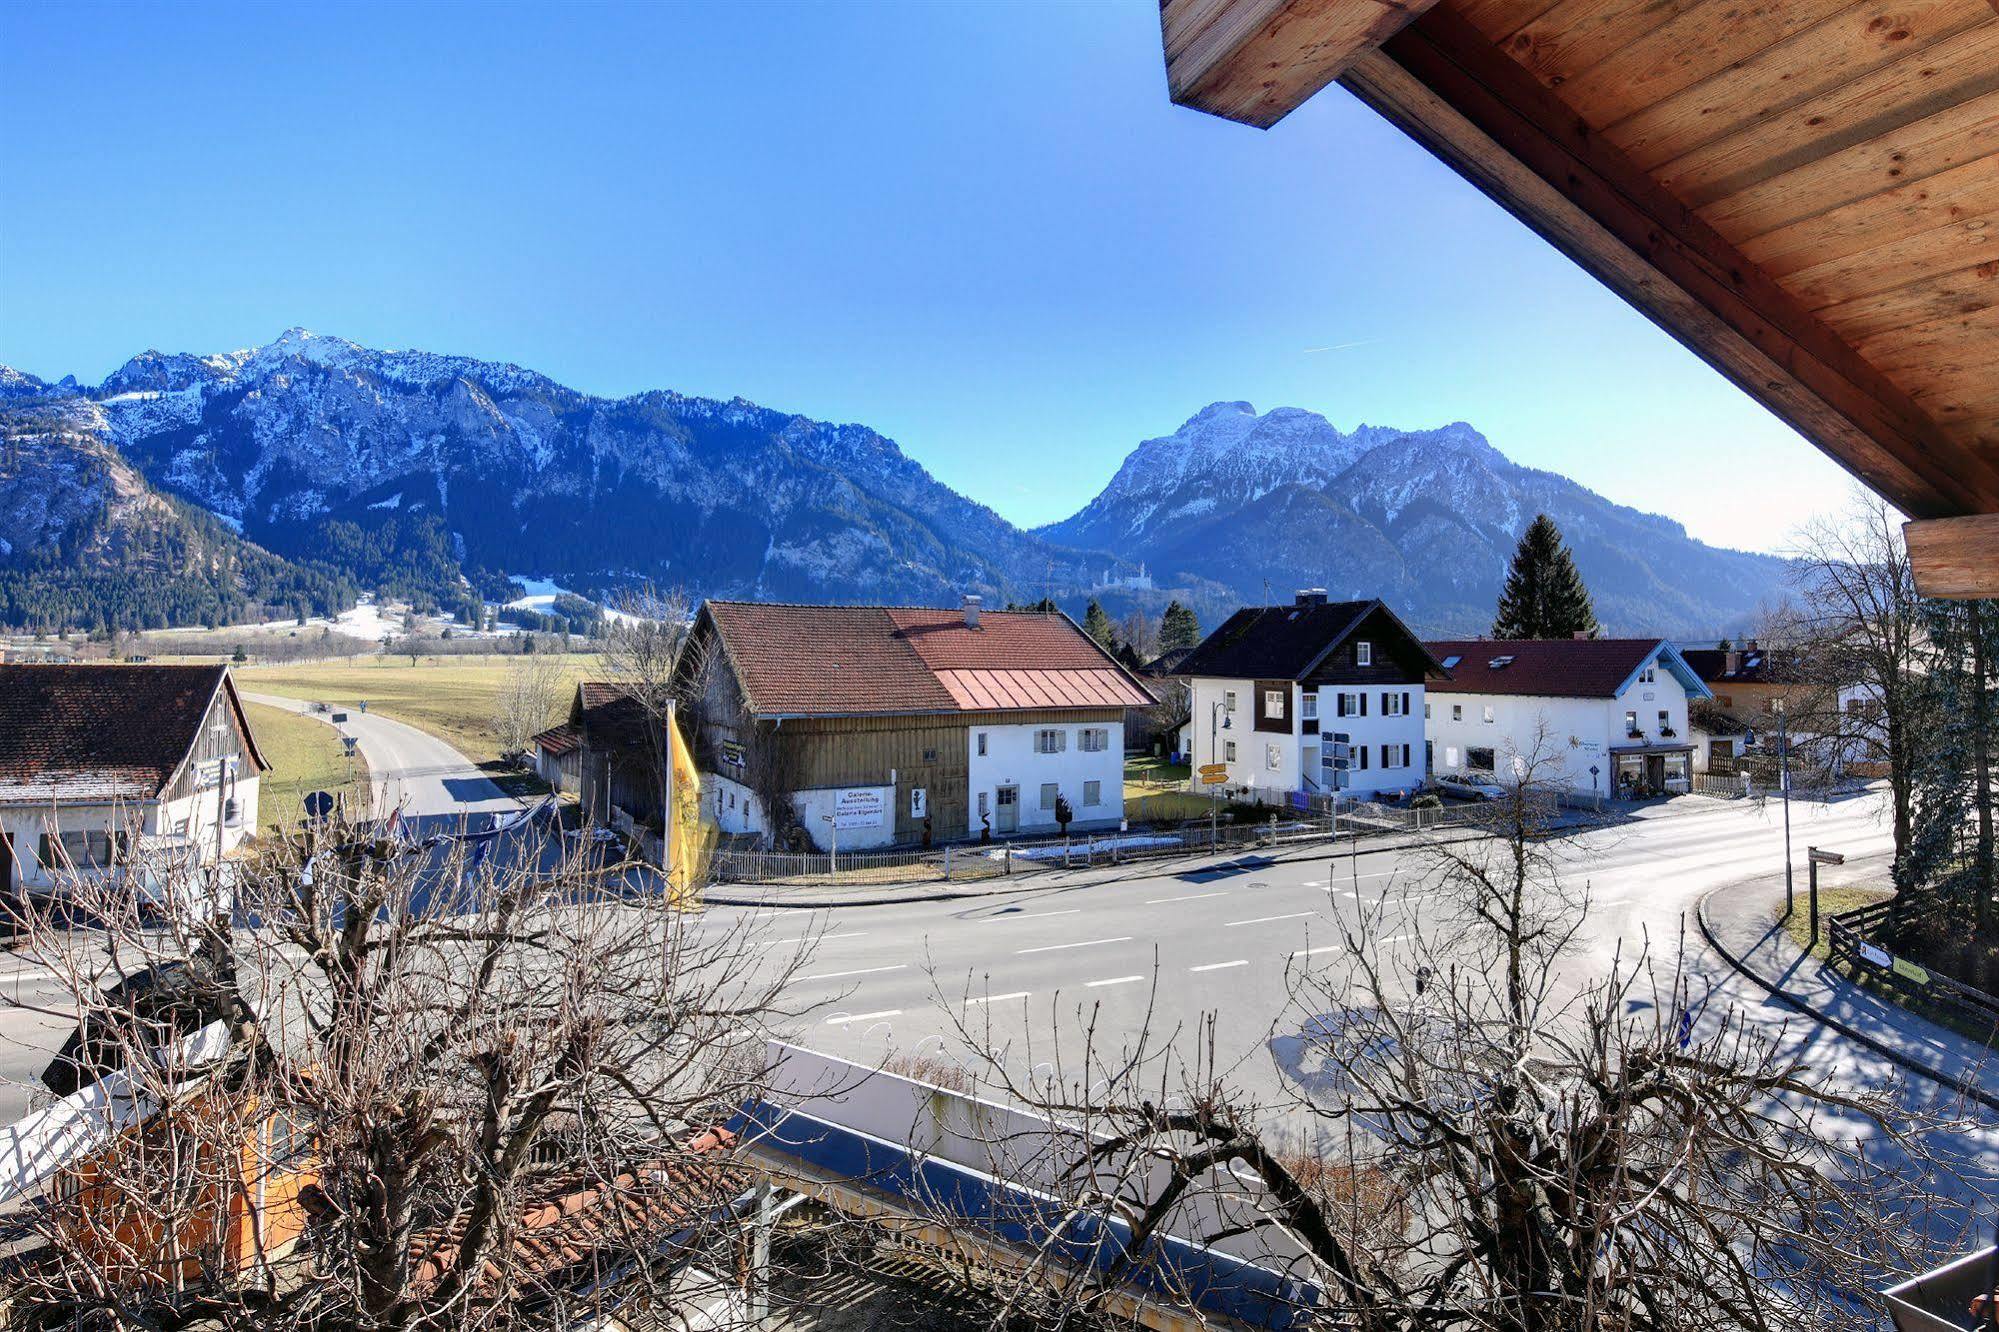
1158;600;1202;653
1082;598;1118;649
1492;514;1600;640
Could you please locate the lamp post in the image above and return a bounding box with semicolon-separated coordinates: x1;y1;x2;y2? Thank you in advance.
1208;698;1232;849
1775;697;1794;915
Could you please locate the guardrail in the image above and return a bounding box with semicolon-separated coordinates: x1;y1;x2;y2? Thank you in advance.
1825;899;1999;1035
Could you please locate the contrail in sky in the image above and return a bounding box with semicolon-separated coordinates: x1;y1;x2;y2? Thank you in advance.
1302;339;1377;353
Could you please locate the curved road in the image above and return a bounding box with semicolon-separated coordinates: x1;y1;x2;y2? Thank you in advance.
242;692;521;832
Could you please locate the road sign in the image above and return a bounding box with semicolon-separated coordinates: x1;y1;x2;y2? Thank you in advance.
1198;763;1227;779
1201;771;1227;785
1808;847;1846;865
303;790;336;820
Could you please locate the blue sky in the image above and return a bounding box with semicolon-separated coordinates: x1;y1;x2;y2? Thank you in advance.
1;1;1854;552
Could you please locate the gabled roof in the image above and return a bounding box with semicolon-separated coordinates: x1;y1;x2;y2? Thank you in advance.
1424;639;1711;701
0;664;267;804
1175;599;1445;682
691;601;1154;718
1680;648;1805;687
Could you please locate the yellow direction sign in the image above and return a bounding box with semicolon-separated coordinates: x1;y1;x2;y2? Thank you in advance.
1202;773;1227;785
1198;762;1227;777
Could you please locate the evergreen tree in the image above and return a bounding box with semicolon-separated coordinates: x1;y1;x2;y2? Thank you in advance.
1492;514;1600;640
1082;599;1118;649
1158;600;1202;653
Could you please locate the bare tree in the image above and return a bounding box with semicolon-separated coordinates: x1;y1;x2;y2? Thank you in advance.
0;818;808;1330
1116;609;1159;663
491;651;566;764
923;734;1982;1330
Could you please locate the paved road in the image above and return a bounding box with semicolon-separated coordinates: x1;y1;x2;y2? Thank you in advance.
242;692;520;832
697;789;1999;1239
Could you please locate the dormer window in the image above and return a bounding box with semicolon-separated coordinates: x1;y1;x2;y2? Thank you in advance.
1356;641;1372;666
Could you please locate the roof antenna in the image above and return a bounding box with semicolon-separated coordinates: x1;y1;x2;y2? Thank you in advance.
1262;578;1272;607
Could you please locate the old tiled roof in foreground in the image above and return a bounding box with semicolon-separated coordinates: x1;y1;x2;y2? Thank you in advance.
699;601;1154;718
0;664;264;803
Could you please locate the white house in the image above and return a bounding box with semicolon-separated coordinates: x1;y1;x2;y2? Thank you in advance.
0;664;268;895
1178;594;1446;802
1422;638;1712;798
671;598;1155;849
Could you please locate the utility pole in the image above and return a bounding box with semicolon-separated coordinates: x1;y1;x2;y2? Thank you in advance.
1776;699;1794;914
662;697;678;898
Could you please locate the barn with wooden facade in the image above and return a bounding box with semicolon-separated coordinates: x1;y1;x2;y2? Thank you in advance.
673;598;1156;850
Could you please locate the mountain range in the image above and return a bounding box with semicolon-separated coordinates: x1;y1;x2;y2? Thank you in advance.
0;331;1787;637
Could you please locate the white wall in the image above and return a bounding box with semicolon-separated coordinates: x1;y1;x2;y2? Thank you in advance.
789;784;897;852
1188;678;1425;799
703;772;765;837
0;778;259;892
1425;669;1693;795
965;720;1124;836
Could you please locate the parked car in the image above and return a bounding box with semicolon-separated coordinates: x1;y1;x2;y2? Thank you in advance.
1434;775;1506;802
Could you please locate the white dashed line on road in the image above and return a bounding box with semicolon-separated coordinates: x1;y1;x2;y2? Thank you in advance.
1085;976;1145;989
824;1009;902;1025
965;992;1031;1006
1005;909;1080;920
1189;960;1248;973
1016;937;1132;955
1225;912;1315;928
1290;945;1343;959
1144;891;1228;904
758;932;867;948
795;965;907;982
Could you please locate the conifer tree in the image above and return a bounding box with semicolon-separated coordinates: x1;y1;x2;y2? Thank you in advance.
1492;514;1600;640
1158;600;1202;653
1082;598;1118;649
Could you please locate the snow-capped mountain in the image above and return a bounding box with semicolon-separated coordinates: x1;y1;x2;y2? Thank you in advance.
1;337;1787;636
1041;402;1788;635
7;329;1122;614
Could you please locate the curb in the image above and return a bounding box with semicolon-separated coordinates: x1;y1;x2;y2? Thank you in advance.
698;825;1507;910
1693;886;1999;1115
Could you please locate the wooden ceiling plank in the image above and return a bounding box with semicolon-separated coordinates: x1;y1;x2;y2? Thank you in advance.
1452;0;1564;43
1854;296;1999;372
1162;0;1442;128
1742;151;1999;274
1906;513;1999;597
1697;86;1999;241
1555;0;1853;131
1787;209;1999;307
1486;0;1704;93
1815;255;1999;341
1340;5;1999;515
1610;1;1994;175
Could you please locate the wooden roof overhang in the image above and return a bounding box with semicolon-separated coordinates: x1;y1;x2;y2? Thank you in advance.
1160;0;1999;594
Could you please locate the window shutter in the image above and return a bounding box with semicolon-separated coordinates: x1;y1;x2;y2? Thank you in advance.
1360;694;1368;717
1359;746;1368;770
1402;743;1411;767
1402;691;1410;715
1337;693;1347;718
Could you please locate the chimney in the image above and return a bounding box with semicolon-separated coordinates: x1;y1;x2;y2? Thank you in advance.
1725;649;1741;675
1294;589;1328;607
1573;631;1589;640
962;594;982;629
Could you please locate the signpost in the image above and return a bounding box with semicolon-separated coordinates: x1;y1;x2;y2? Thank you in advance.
1807;846;1845;946
1198;763;1227;785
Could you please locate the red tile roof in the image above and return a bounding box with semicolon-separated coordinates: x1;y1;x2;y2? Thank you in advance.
0;664;266;803
532;723;580;757
1422;639;1668;700
698;602;1154;717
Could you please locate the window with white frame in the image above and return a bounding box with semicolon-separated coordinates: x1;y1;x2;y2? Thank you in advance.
1451;703;1463;722
1467;746;1496;773
1423;701;1432;720
1356;641;1372;666
1264;688;1286;719
1482;705;1495;724
1625;710;1639;734
1657;709;1670;732
1446;745;1459;768
1639;665;1657;684
1034;728;1066;754
1040;782;1060;810
1336;691;1365;717
1224;739;1237;762
976;732;988;756
1084;779;1102;806
1266;743;1282;770
1078;728;1109;752
1224;689;1238;712
1383;692;1406;716
1302;692;1318;720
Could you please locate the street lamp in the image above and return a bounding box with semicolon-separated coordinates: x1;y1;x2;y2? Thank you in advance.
1774;697;1794;913
1208;699;1232;847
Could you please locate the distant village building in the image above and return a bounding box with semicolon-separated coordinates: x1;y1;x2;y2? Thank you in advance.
1681;643;1882;778
1175;593;1444;801
534;683;658;826
1422;639;1711;798
671;598;1154;850
0;665;267;895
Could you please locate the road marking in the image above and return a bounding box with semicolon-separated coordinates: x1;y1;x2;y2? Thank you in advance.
1189;960;1248;973
795;964;906;982
1004;909;1080;919
965;992;1031;1006
1145;891;1227;904
1086;975;1145;988
1016;937;1131;955
824;1009;902;1025
1224;912;1315;927
1290;945;1342;959
758;932;867;948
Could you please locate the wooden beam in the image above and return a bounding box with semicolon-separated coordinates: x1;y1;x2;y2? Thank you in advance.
1161;0;1439;128
1333;6;1999;521
1906;514;1999;597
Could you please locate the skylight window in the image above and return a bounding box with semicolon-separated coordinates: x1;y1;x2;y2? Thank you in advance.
1441;655;1461;669
1489;656;1515;669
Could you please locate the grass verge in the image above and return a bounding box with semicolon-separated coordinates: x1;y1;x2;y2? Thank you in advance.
246;702;371;830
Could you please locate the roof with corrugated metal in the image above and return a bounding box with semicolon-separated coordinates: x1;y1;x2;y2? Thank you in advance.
696;601;1154;718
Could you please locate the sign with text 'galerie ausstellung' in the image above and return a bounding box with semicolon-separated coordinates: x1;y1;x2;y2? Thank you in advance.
833;788;886;829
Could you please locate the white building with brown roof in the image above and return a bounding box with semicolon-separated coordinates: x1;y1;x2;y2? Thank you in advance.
672;597;1155;849
0;665;267;894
